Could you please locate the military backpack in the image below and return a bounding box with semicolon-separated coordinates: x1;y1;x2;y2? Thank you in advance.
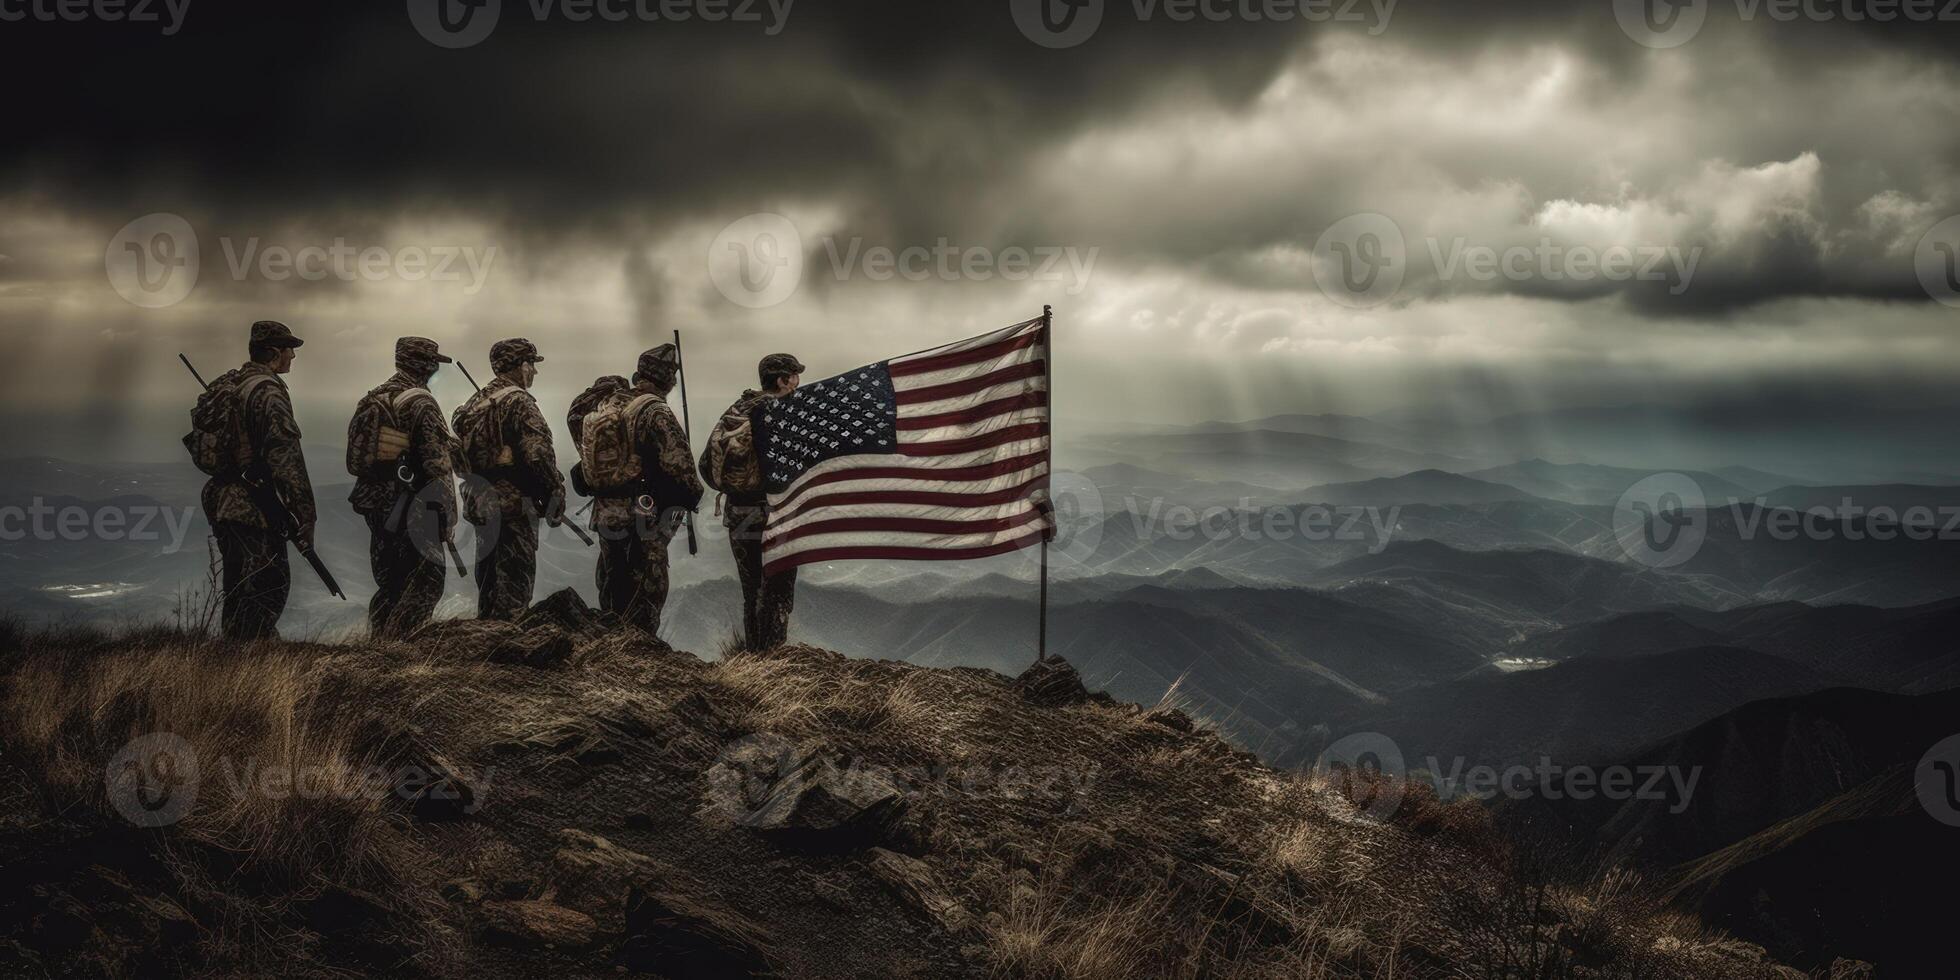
183;369;277;477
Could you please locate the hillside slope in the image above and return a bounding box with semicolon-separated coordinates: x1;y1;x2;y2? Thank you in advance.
0;602;1808;979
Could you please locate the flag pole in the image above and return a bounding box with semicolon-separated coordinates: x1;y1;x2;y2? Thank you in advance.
1038;304;1053;664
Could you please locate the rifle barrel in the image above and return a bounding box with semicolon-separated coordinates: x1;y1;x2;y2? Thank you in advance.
673;329;698;556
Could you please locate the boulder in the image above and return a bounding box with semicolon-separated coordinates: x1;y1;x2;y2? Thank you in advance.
1142;706;1196;733
551;829;669;919
517;588;615;640
479;900;597;949
620;884;775;977
1012;657;1089;707
736;746;907;850
489;625;574;668
865;848;973;935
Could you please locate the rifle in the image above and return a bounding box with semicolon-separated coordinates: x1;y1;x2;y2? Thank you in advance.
457;359;594;547
178;354;346;600
383;455;468;578
672;329;698;556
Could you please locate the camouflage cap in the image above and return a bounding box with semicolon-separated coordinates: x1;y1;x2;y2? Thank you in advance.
758;352;804;379
395;336;453;369
636;344;680;381
490;338;544;373
250;319;304;348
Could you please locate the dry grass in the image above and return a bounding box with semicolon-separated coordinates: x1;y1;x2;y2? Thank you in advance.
0;624;450;974
708;645;986;746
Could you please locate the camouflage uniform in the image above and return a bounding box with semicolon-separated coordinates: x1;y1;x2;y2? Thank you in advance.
454;338;563;621
592;346;701;634
349;337;459;638
200;320;316;642
709;351;804;651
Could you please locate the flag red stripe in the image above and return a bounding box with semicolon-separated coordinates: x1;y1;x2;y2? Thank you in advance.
897;421;1048;457
895;360;1045;405
763;505;1044;549
763;527;1048;577
771;450;1048;512
768;473;1047;528
896;390;1048;431
888;327;1045;378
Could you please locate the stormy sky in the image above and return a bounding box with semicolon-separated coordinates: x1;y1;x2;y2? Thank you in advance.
1;0;1957;462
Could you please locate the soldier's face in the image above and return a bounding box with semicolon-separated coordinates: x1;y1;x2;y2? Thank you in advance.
517;362;537;389
272;347;296;374
773;372;801;396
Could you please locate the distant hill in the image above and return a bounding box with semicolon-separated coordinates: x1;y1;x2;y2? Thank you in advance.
1505;686;1960;871
1327;646;1837;773
1517;597;1960;693
1756;483;1960;517
1087;428;1471;489
1665;765;1958;973
1463;459;1756;507
1297;469;1550;506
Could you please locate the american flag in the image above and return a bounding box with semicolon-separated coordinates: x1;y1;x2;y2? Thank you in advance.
753;315;1052;576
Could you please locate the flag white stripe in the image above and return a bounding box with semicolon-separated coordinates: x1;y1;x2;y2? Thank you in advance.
888;317;1044;368
765;469;1048;537
766;521;1044;565
890;343;1044;392
767;437;1049;503
897;407;1049;445
896;377;1047;418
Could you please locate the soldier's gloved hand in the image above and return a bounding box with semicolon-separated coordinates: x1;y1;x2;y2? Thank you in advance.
296;522;318;550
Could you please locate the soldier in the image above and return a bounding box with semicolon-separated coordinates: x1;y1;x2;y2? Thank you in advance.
584;345;702;633
347;337;459;638
453;338;566;620
200;320;317;641
700;352;803;651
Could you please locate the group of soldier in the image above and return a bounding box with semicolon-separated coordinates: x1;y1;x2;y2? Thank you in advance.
199;319;803;651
